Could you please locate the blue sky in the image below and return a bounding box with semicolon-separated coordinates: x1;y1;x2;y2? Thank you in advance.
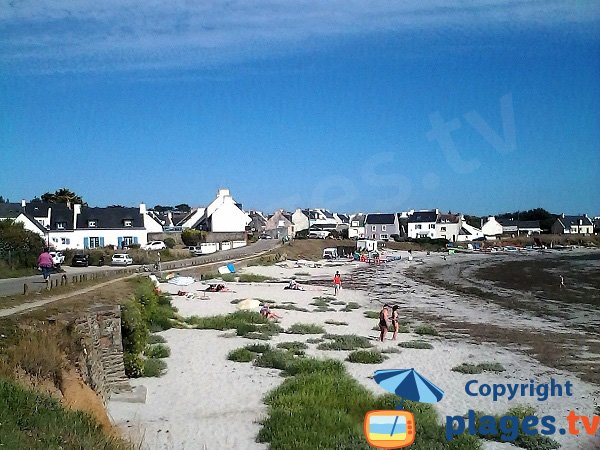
1;1;599;215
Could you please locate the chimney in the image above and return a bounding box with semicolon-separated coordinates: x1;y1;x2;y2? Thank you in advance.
217;188;231;198
561;213;565;218
139;203;147;214
66;200;71;209
21;199;26;209
73;204;81;229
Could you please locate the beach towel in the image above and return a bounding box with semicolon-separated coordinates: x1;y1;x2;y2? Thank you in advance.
167;276;195;286
148;274;160;288
218;263;236;274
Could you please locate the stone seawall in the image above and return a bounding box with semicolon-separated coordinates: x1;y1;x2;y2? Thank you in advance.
73;305;130;403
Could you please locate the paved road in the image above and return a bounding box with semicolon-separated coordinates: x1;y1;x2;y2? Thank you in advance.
0;240;279;298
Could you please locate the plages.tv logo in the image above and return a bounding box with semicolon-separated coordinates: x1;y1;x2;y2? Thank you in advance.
364;368;444;449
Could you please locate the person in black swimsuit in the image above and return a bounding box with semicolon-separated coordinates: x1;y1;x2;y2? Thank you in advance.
391;305;400;340
379;304;390;342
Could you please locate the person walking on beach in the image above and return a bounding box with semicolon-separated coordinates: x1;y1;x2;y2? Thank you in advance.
333;271;342;295
37;247;53;284
391;305;400;340
379;304;390;342
559;275;565;289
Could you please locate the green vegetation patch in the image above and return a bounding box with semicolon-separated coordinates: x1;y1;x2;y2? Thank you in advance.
148;334;166;344
346;350;387;364
381;347;401;354
317;334;373;351
286;323;326;335
142;358;167;377
324;320;348;326
276;304;310;312
0;378;133;450
363;311;380;319
452;362;506;374
144;343;170;359
244;343;271;353
256;356;481;450
228;348;256;362
341;302;361;312
238;273;274;283
398;340;434;349
276;341;309;352
414;324;439;336
306;337;324;344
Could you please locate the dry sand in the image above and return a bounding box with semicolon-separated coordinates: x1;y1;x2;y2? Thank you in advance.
108;252;600;450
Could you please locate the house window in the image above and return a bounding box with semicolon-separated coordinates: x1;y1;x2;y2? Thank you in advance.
441;226;446;232
372;225;376;231
381;225;386;232
61;238;70;245
89;237;100;248
380;234;388;240
56;222;66;230
124;220;132;227
123;237;135;246
88;220;97;228
429;224;435;229
351;221;359;227
415;224;422;230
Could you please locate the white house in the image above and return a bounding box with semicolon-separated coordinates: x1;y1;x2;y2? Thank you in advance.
551;214;593;235
177;208;206;229
188;189;251;234
292;208;338;235
407;209;439;239
348;213;366;239
435;213;462;242
481;217;503;237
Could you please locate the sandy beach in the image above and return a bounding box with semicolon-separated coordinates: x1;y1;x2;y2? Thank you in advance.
108;251;600;450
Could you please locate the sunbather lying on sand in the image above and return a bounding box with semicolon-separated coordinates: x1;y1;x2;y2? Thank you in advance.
205;284;229;292
285;280;304;291
260;304;282;320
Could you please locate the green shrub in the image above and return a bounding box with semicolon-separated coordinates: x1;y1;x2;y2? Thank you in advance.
346;350;387;364
306;337;324;344
238;273;273;282
275;304;310;312
254;349;296;370
181;229;206;246
243;332;272;340
283;358;345;377
317;334;373;351
341;302;360;312
324;320;348;326
276;342;308;352
163;237;176;249
220;273;237;282
398;340;433;349
228;348;256;362
121;300;149;356
186;310;268;330
123;352;144;378
414;324;439;336
286;323;326;334
143;358;167;377
148;334;167;344
144;343;171;359
363;311;379;319
245;343;271;353
381;347;401;354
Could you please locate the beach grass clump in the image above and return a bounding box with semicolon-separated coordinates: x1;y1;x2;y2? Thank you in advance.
286;323;326;335
341;302;361;312
294;272;310;276
346;350;387;364
414;324;439;336
363;311;380;319
306;337;324;344
257;357;481;450
254;349;297;371
275;304;310;312
374;324;411;333
0;378;134;450
143;358;167;377
310;298;330;307
473;406;559;450
330;300;346;305
398;340;433;349
244;343;271;353
186;310;268;330
144;344;170;359
201;272;220;280
238;273;274;283
452;362;506;374
148;334;166;344
317;334;373;351
220;273;237;282
324;320;348;326
228;348;256;362
276;341;308;352
242;332;272;340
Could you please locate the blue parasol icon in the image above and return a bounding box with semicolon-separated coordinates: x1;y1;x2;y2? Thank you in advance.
373;368;444;410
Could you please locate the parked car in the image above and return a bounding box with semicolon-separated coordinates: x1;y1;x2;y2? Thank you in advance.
259;234;273;240
71;254;89;267
142;241;167;250
49;251;65;266
189;246;202;256
111;253;133;266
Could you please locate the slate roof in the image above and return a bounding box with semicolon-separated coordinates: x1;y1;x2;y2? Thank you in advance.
336;214;349;223
302;209;320;220
557;215;593;227
49;203;75;230
25;202;51;217
76;207;144;229
498;219;541;229
351;214;366;226
437;214;460;224
321;209;335;219
408;211;439;223
0;203;23;219
365;213;396;224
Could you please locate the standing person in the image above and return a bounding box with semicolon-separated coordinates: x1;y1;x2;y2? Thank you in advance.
391;305;400;340
37;248;54;284
559;275;565;289
379;304;390;342
333;271;342;295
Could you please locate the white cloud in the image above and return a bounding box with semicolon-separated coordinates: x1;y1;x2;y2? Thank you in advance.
1;0;598;73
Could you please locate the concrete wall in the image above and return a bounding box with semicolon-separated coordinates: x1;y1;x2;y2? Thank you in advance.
205;231;247;243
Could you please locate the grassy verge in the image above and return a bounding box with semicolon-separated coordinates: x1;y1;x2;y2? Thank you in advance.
0;266;40;279
255;355;481;450
0;378;133;449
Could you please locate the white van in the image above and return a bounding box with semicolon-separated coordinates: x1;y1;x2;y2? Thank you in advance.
322;248;338;259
